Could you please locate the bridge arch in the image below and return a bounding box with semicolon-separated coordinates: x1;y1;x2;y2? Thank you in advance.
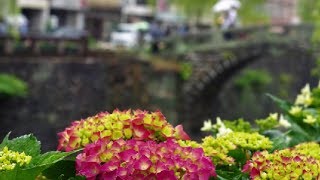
177;29;313;139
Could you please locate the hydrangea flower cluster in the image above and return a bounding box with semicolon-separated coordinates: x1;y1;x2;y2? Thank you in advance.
58;109;190;151
0;146;32;171
177;140;201;148
242;148;320;180
255;113;279;132
293;142;320;160
75;138;216;179
202;132;273;165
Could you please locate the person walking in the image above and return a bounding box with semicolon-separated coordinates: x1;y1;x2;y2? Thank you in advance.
221;6;238;40
149;21;164;54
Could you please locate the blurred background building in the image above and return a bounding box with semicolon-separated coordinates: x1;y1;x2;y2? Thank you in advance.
0;0;303;41
267;0;299;25
122;0;154;22
85;0;121;40
18;0;49;32
50;0;86;30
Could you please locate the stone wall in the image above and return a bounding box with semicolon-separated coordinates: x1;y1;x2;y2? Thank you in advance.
0;55;180;151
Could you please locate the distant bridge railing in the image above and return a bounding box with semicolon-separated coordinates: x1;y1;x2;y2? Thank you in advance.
160;24;313;57
0;34;88;56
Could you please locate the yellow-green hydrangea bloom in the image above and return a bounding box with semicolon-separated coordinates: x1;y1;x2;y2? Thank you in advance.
177;140;201;148
294;142;320;160
201;132;273;165
0;146;32;171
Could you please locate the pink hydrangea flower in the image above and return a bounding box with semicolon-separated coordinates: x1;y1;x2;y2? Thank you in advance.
76;139;216;179
58;109;190;151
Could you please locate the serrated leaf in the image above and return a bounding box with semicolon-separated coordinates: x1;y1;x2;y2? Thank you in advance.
12;151;76;180
29;151;75;167
0;134;41;157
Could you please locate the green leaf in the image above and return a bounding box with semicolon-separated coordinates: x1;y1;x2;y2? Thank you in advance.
0;168;18;180
266;93;292;112
0;134;79;180
268;131;290;152
67;176;86;180
216;168;248;180
0;134;41;157
29;151;75;167
42;160;77;180
227;149;247;166
0;73;28;97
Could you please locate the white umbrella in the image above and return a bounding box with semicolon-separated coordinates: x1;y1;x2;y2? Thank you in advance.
212;0;241;13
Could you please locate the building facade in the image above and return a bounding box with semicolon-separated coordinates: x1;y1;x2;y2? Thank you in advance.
267;0;299;25
50;0;86;30
18;0;50;32
85;0;122;40
121;0;154;22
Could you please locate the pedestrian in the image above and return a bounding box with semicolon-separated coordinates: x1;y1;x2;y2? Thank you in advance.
221;6;238;40
149;21;163;54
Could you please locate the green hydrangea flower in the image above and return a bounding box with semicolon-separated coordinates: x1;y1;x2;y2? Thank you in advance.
0;146;32;171
294;142;320;160
255;113;279;132
177;140;201;148
223;118;253;133
202;132;273;165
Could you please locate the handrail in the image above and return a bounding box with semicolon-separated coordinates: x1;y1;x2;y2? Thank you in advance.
0;34;88;56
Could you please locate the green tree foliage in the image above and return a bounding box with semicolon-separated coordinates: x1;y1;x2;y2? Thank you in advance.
171;0;218;24
299;0;320;45
234;69;272;92
299;0;320;77
298;0;320;23
238;0;269;25
0;0;19;19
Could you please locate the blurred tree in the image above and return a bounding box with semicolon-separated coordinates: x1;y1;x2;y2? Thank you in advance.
0;0;20;38
0;0;19;19
171;0;218;24
299;0;320;78
238;0;269;25
298;0;320;23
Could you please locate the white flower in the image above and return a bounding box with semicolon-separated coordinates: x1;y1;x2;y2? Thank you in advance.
303;115;317;124
301;84;311;95
279;114;291;128
214;117;232;137
269;113;278;120
295;84;313;107
201;119;214;131
216;126;233;137
289;106;302;116
294;94;313;107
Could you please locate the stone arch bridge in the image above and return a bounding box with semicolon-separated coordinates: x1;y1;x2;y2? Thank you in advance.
169;25;314;137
